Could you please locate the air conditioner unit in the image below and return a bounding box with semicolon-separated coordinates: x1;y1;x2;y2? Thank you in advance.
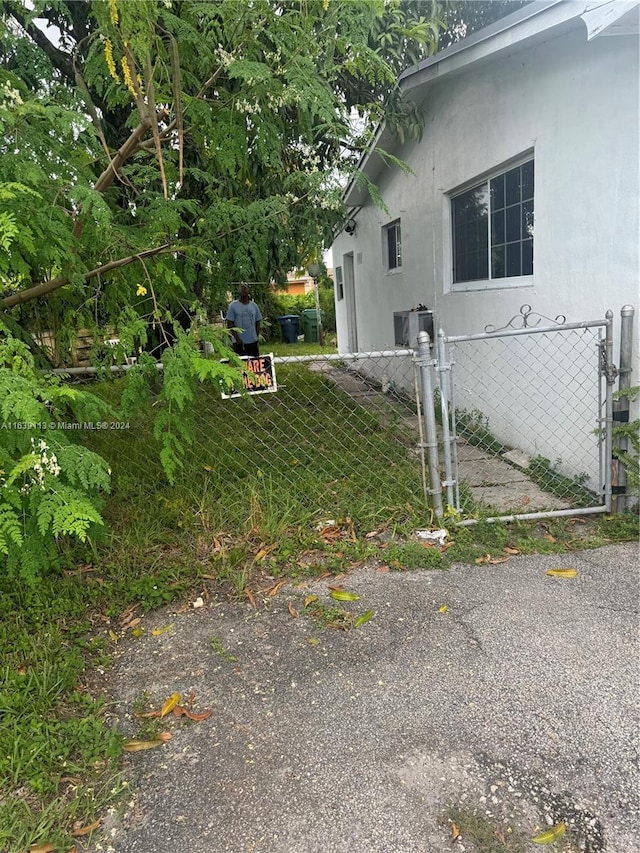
393;310;435;348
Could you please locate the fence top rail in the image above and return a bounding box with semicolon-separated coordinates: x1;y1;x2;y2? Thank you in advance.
50;349;415;376
443;317;609;344
273;349;414;364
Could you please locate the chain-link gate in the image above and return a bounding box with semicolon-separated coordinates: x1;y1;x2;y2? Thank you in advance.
416;307;615;525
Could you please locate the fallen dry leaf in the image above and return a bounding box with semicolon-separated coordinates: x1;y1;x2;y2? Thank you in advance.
71;819;101;838
151;624;174;636
376;564;390;573
122;738;168;752
287;601;299;618
266;580;287;597
488;557;509;565
354;609;374;627
330;589;360;601
244;587;256;608
475;553;491;565
544;533;556;543
304;594;318;607
119;606;137;626
136;708;162;719
546;568;578;578
160;693;180;718
451;821;461;841
172;706;213;722
29;845;55;853
62;563;96;576
531;822;566;844
122;739;163;752
108;629;118;642
504;546;520;555
438;604;448;613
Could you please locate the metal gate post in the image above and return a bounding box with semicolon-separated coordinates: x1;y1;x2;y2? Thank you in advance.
613;305;635;512
436;329;456;510
603;310;615;513
416;331;444;519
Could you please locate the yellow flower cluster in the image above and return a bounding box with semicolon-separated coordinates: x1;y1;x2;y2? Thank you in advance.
108;0;119;26
136;285;147;296
121;56;137;98
104;39;120;82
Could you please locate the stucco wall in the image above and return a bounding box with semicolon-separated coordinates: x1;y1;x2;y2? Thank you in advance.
332;25;639;364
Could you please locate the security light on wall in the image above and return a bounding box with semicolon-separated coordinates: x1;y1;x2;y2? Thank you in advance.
344;218;357;235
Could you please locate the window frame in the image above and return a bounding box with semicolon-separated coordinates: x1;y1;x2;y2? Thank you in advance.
448;155;534;293
383;219;402;273
335;265;344;301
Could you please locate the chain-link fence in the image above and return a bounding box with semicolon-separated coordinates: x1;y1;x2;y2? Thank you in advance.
435;316;613;521
64;309;615;546
80;351;431;546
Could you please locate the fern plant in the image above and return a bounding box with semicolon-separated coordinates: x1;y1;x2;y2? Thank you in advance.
0;325;112;580
118;324;242;485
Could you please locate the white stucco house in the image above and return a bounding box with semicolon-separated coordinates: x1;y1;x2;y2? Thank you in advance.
331;0;639;363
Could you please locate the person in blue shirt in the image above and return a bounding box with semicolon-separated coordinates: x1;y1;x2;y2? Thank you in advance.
226;283;262;357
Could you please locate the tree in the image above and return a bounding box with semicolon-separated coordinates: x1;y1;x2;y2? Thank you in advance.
0;0;447;574
440;0;531;48
0;0;444;332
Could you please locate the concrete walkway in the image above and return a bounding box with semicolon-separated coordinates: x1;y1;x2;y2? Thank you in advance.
315;362;568;513
86;542;639;853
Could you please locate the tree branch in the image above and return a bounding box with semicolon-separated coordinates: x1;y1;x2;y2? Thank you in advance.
71;118;152;239
1;244;177;310
6;3;76;83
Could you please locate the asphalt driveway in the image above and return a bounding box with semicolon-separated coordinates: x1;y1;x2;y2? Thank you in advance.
89;542;639;853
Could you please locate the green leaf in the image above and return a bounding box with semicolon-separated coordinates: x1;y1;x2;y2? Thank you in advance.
531;823;566;844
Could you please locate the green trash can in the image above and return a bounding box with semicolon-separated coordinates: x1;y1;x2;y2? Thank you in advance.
301;308;323;343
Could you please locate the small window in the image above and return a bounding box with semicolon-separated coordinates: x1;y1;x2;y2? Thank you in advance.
384;220;402;271
335;266;344;301
451;159;534;286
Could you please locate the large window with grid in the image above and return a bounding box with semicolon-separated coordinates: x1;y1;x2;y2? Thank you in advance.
384;220;402;271
451;159;534;286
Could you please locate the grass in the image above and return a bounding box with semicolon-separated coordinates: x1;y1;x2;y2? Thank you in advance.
443;805;581;853
0;356;637;852
268;340;338;357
